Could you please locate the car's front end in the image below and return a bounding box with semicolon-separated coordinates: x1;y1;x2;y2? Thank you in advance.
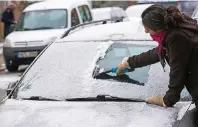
3;32;60;72
3;9;68;72
0;98;189;127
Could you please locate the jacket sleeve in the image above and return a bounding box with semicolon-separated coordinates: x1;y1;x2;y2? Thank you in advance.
1;11;14;24
163;34;191;107
127;47;160;68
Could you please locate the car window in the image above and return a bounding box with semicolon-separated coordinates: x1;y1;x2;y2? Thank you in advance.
180;1;198;16
78;5;92;23
96;43;154;85
71;8;80;27
15;9;67;31
192;5;198;17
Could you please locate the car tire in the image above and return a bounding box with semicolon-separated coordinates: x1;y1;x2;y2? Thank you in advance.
6;64;19;72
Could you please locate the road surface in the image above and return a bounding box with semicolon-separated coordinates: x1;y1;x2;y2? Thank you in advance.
0;54;26;101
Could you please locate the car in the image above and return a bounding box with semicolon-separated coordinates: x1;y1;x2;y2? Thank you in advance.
1;19;196;127
125;4;153;18
91;7;128;23
3;0;93;72
138;0;198;16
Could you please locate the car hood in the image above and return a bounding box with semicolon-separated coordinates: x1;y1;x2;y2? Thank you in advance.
6;29;66;42
0;99;187;127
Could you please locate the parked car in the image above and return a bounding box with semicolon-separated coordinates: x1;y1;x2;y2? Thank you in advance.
1;19;195;127
138;0;198;16
91;7;128;23
125;4;153;18
3;0;93;72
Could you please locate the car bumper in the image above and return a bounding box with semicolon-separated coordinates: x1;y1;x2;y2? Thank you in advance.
3;46;46;65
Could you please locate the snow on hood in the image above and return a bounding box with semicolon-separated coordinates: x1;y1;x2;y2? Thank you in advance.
6;29;66;42
0;99;186;127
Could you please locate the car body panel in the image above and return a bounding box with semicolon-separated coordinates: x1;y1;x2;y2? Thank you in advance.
0;99;191;127
6;29;65;47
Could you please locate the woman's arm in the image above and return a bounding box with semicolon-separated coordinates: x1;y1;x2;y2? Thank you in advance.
127;47;160;68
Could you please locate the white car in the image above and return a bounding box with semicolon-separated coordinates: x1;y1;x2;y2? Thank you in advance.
125;4;153;18
1;20;195;127
3;0;93;72
91;7;128;23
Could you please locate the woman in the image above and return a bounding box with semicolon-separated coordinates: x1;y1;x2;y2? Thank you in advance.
117;4;198;108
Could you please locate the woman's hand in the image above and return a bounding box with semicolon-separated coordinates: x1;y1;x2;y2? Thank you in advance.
146;96;167;107
116;57;130;75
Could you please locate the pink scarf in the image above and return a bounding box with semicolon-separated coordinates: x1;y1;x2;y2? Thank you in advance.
150;31;167;56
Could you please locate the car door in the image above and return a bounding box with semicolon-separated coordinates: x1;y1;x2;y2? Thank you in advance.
71;8;80;27
78;5;92;23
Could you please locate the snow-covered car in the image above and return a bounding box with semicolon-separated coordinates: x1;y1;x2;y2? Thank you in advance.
1;20;196;127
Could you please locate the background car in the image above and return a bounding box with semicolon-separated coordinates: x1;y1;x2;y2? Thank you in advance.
91;7;128;23
125;4;153;18
3;0;93;72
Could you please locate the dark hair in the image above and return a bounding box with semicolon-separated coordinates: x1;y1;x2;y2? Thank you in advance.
141;4;188;30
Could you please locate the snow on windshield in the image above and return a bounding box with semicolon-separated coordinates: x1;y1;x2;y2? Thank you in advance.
16;40;190;101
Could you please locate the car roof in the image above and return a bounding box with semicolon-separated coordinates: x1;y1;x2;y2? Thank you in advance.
125;4;153;18
61;19;153;43
24;0;89;12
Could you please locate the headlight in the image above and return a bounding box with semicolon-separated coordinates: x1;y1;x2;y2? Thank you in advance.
4;39;12;47
43;36;57;45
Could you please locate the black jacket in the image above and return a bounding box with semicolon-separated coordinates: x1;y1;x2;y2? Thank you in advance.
127;28;198;107
1;9;15;26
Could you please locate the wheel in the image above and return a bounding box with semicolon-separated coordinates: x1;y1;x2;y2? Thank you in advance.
6;64;19;72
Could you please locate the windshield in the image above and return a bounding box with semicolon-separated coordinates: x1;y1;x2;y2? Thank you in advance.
15;9;67;31
15;41;191;101
96;43;153;85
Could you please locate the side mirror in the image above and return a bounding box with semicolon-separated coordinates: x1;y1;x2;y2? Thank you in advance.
6;80;18;98
9;24;15;33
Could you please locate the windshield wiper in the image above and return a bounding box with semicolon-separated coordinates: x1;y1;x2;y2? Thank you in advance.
21;96;60;101
31;27;54;30
66;95;145;102
21;27;54;31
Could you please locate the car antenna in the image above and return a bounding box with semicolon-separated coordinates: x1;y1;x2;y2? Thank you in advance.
176;101;194;127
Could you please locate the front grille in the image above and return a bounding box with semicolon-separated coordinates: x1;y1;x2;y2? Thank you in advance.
14;41;27;47
14;40;44;47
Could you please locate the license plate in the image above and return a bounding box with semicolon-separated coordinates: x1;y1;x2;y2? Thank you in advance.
16;51;38;58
